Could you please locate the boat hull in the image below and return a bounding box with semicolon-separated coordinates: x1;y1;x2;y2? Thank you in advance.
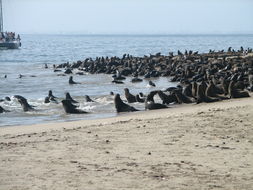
0;41;21;49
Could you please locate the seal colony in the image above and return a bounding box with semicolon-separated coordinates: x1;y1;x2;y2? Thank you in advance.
0;47;252;118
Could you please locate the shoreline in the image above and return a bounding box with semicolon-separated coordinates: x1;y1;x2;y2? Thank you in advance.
0;95;251;135
0;95;252;189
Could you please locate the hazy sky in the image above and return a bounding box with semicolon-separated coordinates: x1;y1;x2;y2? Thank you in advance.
2;0;253;34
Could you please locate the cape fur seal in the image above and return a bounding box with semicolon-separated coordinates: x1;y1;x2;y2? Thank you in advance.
17;98;35;112
135;94;145;103
124;88;137;103
157;90;178;104
69;76;80;84
145;91;168;110
61;100;88;114
205;81;228;100
0;106;10;113
65;92;79;103
84;95;94;102
196;81;219;104
114;94;139;113
174;90;193;104
228;80;250;98
148;81;156;87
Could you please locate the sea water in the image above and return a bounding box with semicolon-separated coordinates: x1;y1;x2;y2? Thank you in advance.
0;34;253;127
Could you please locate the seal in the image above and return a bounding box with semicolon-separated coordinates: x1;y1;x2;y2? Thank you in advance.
131;77;143;83
69;76;80;84
157;90;178;104
112;80;124;84
191;81;198;98
148;81;156;87
61;100;88;114
114;94;139;113
205;81;228;100
182;82;193;97
124;88;137;103
0;106;10;113
228;80;250;98
65;92;79;103
174;90;193;104
84;95;94;102
145;91;168;110
17;98;35;112
196;81;219;103
135;94;145;103
48;90;56;99
5;97;11;101
44;96;57;104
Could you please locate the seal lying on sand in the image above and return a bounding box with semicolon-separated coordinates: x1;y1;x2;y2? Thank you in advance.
228;80;250;98
145;91;168;110
124;88;137;103
196;81;219;104
114;94;139;113
174;90;193;104
61;100;88;114
157;90;178;104
206;81;229;100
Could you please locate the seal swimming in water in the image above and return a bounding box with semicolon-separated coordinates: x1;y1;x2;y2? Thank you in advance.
44;90;58;103
228;80;250;98
48;90;56;99
65;92;79;103
84;95;94;102
131;77;143;83
114;94;139;113
61;100;88;114
124;88;137;103
69;76;80;84
135;94;145;103
17;98;35;112
148;81;156;87
0;106;10;113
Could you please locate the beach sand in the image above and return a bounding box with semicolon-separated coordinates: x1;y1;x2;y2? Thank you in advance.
0;96;253;190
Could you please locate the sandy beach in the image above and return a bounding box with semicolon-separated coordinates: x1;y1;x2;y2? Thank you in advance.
0;95;253;190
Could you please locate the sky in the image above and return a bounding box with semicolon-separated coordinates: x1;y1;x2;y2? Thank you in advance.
2;0;253;34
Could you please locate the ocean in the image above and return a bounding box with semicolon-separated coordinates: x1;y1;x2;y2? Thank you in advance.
0;34;253;127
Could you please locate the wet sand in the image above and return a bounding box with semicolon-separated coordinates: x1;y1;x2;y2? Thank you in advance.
0;95;253;190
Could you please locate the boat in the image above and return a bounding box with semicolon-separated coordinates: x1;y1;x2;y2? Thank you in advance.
0;0;21;49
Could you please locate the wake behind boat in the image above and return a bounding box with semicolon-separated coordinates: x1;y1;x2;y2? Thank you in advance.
0;0;21;49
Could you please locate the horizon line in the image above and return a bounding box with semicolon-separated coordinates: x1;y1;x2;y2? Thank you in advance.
18;33;253;36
